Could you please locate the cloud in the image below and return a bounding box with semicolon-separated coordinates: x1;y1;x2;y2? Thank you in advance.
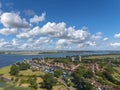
96;32;102;36
30;12;46;23
35;37;51;45
18;43;30;49
23;9;36;16
41;22;90;42
114;33;120;38
103;37;108;41
56;39;69;45
28;26;41;36
0;3;115;50
41;22;67;38
17;37;51;49
67;27;90;43
15;21;92;50
0;18;110;50
78;41;96;48
85;41;96;46
0;12;30;28
16;32;30;39
110;42;120;48
16;22;90;42
0;28;17;35
0;39;11;48
12;38;21;46
16;26;40;39
0;10;107;50
91;32;102;40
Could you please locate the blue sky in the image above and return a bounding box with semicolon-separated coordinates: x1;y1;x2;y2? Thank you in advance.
0;0;120;50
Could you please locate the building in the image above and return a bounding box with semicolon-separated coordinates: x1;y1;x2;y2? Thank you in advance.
71;56;82;62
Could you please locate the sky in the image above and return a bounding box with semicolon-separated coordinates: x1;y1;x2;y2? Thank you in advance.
0;0;120;50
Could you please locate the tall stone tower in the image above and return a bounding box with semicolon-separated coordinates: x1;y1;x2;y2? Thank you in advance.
79;56;81;62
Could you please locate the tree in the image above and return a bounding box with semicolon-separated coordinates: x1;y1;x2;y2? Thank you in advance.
27;77;37;89
102;71;120;85
82;81;94;90
84;70;94;78
54;69;63;78
96;77;105;85
79;78;94;90
19;63;30;70
42;73;57;90
9;64;19;76
72;68;86;81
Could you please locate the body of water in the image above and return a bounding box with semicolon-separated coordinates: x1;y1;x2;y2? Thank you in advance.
0;53;80;68
0;51;114;68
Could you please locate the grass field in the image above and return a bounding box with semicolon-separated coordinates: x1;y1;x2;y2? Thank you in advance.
0;66;68;90
83;54;120;59
0;88;3;90
0;66;11;75
19;70;45;76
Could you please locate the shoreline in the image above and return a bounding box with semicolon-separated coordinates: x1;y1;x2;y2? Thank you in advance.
0;53;120;68
0;54;120;90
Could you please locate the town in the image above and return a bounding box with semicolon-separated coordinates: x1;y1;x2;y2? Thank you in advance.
0;54;120;90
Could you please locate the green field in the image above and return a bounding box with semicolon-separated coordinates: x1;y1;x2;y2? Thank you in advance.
19;70;45;76
0;66;11;75
0;66;68;90
0;88;3;90
83;54;120;59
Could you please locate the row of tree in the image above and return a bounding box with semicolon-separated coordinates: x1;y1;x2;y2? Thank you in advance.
72;66;94;90
41;73;57;90
9;62;30;76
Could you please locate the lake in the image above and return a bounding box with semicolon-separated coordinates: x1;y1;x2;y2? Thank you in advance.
0;53;81;68
0;51;113;68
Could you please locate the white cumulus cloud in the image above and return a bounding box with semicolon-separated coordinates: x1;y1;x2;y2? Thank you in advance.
30;12;46;23
91;32;102;40
12;38;21;46
103;37;108;41
56;39;69;45
16;33;30;39
114;33;120;38
41;22;67;38
35;37;51;45
0;12;30;28
0;39;11;48
0;28;17;35
0;9;111;50
110;42;120;48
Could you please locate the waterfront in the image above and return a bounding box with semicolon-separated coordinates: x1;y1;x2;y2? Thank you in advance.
0;51;110;68
0;53;80;68
0;53;120;90
0;50;119;68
